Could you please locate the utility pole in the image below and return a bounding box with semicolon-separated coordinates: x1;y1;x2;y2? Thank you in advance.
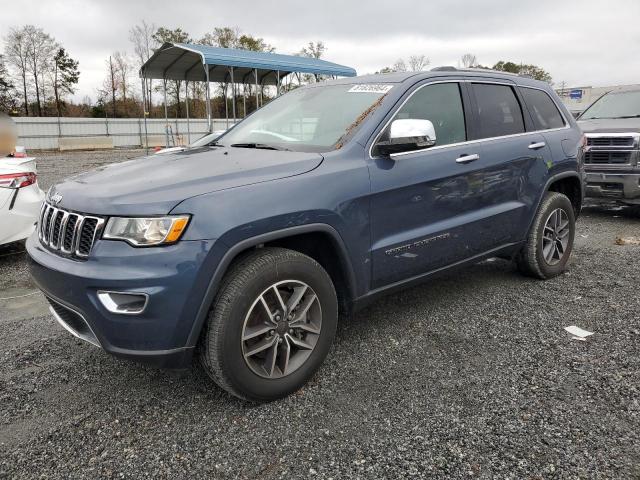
559;81;566;97
109;56;117;118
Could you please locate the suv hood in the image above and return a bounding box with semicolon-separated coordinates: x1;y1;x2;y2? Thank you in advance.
578;117;640;134
50;147;323;215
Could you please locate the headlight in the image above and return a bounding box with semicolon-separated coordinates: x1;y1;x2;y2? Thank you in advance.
103;215;190;246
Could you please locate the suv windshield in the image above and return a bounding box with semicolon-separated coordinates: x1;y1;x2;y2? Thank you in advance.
217;84;391;152
580;90;640;120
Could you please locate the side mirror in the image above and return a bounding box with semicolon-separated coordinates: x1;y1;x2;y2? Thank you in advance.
376;119;437;156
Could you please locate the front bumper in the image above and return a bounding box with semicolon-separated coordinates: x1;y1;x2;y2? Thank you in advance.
27;232;219;368
585;171;640;204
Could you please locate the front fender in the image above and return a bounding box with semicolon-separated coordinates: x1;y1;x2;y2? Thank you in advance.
183;223;358;348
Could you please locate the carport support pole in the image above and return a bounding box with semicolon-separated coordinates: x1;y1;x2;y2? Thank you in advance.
254;68;259;109
243;84;247;118
185;80;190;145
141;77;149;155
230;67;236;126
205;67;212;133
163;79;169;147
224;82;229;130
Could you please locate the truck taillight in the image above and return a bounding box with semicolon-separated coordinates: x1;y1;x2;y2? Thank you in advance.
0;172;36;188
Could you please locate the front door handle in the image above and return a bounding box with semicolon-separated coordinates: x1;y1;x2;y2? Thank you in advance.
456;153;480;164
528;141;546;150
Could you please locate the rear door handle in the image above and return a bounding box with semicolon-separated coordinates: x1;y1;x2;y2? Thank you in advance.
456;153;480;164
528;141;546;150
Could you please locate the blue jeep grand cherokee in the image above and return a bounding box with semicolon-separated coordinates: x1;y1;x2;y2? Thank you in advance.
28;69;584;401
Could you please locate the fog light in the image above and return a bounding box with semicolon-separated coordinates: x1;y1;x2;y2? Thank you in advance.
97;291;148;315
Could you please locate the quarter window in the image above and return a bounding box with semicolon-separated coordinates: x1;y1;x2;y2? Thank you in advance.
520;87;566;130
472;83;525;138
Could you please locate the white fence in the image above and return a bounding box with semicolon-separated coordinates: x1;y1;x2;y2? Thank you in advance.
14;117;235;150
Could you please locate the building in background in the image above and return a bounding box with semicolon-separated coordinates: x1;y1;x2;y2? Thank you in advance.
555;83;640;117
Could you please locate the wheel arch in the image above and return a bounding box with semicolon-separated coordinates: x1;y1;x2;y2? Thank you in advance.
186;223;357;348
546;172;583;217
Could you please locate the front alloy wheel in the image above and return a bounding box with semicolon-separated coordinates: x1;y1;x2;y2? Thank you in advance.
242;280;322;379
200;247;337;401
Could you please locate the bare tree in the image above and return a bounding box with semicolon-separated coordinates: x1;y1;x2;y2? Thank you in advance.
99;55;119;118
129;20;156;110
392;59;407;72
460;53;478;68
4;27;31;115
113;51;132;104
299;41;326;59
408;55;430;72
298;41;327;82
200;27;241;48
24;25;57;116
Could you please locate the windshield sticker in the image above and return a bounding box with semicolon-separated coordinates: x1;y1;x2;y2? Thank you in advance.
348;84;394;94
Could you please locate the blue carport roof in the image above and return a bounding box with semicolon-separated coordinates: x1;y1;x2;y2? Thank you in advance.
140;42;357;84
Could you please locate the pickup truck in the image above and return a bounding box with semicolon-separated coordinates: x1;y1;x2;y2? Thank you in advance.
27;69;584;401
577;87;640;204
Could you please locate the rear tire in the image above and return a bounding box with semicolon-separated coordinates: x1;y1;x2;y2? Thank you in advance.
199;247;337;401
516;191;576;279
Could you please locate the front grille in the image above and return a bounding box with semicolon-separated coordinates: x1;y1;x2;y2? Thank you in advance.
586;136;635;147
584;151;632;165
38;202;104;259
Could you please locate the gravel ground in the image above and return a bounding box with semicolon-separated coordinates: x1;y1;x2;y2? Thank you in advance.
1;150;640;479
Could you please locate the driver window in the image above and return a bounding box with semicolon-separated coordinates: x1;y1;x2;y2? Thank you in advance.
385;83;467;147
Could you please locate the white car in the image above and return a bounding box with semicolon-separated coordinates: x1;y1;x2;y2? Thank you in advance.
0;155;45;246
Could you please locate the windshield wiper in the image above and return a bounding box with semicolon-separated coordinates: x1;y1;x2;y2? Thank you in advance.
582;115;640;120
230;143;289;151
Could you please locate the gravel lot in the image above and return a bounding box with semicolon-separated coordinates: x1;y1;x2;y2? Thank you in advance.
1;149;639;479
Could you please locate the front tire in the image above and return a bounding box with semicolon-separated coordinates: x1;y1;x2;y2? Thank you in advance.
516;191;576;279
199;247;338;401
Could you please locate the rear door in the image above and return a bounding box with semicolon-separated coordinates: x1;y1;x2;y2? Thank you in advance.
367;80;529;289
466;81;553;242
517;85;574;167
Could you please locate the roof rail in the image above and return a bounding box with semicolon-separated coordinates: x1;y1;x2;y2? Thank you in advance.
462;67;520;77
431;66;538;80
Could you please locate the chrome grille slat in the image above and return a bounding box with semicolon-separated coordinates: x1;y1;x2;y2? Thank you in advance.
37;202;104;260
584;133;639;167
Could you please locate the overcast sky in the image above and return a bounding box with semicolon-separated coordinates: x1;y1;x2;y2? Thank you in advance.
3;0;640;102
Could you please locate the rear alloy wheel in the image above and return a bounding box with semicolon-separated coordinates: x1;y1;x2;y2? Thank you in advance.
516;191;576;279
200;247;337;401
541;208;571;266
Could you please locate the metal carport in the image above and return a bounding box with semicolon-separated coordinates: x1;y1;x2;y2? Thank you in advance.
140;43;357;146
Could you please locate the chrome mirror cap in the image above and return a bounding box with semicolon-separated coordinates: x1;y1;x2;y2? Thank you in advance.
376;119;437;156
389;119;437;147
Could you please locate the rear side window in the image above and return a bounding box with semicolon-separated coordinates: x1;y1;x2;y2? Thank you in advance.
392;82;467;146
472;83;525;138
520;87;566;130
